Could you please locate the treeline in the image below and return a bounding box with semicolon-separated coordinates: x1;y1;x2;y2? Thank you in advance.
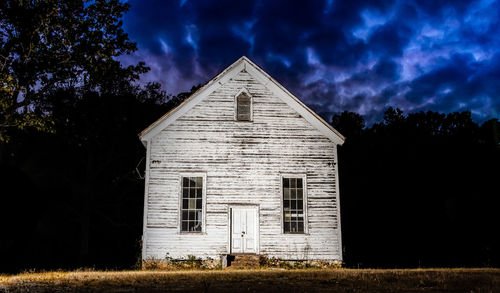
332;109;500;268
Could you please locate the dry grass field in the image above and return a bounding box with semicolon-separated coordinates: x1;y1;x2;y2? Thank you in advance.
0;268;499;292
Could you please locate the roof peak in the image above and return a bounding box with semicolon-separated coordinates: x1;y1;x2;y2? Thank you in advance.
139;56;345;145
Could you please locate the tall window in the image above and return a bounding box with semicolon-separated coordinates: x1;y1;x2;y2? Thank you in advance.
236;92;251;121
181;176;203;232
283;177;305;233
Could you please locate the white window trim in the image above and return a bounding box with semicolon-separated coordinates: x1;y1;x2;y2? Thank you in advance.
234;87;253;122
178;172;207;234
280;173;308;234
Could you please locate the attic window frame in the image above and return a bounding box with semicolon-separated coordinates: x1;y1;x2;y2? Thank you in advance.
234;88;253;122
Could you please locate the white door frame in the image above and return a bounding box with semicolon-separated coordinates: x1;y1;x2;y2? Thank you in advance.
227;205;260;254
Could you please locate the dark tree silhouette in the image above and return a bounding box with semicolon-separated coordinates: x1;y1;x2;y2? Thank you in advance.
337;108;500;268
0;0;147;141
331;111;365;138
0;83;200;272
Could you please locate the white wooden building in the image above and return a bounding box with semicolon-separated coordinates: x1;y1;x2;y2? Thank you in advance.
139;56;345;264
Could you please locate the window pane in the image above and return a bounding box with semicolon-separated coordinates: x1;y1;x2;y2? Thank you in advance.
238;93;250;102
189;211;195;220
188;221;195;231
284;200;289;208
196;199;202;209
188;198;196;209
291;222;297;232
284;212;291;221
239;96;250;102
182;199;188;209
298;222;304;232
283;178;289;188
238;103;249;110
297;178;303;188
297;200;303;210
190;188;196;198
196;188;202;198
183;188;189;198
238;110;250;116
240;92;249;98
284;221;291;232
237;114;250;121
238;113;250;120
182;221;188;231
183;177;189;187
283;188;290;200
197;211;202;221
290;178;296;188
291;200;296;209
193;222;202;232
182;211;188;221
195;177;202;187
290;189;296;200
297;189;303;199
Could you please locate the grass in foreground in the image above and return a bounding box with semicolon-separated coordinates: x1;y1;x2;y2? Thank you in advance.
0;268;499;292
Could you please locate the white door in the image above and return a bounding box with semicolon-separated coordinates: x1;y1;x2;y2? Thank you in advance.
231;208;257;254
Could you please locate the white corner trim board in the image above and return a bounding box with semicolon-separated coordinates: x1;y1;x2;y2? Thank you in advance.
138;56;345;145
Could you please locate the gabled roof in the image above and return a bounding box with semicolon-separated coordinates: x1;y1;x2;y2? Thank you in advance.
139;56;345;145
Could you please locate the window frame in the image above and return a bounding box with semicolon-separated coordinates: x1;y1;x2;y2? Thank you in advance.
178;173;207;234
280;173;308;234
234;88;253;122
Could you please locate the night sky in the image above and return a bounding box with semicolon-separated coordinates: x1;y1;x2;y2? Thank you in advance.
120;0;500;124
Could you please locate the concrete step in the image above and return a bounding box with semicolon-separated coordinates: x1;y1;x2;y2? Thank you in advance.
227;254;260;269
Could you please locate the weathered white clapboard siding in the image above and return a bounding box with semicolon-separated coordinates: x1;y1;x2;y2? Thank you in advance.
142;65;342;262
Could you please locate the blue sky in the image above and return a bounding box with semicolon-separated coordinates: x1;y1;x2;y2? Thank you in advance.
120;0;500;124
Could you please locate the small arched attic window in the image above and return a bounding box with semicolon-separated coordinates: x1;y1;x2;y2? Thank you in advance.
235;90;252;121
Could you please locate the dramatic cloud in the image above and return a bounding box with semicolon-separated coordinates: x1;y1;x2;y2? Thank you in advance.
121;0;500;124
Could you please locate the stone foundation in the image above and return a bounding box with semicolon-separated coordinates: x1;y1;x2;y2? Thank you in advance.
258;256;343;269
142;255;342;270
142;256;222;270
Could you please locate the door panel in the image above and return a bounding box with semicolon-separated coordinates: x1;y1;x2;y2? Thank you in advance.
245;210;256;253
231;208;258;254
231;209;243;253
